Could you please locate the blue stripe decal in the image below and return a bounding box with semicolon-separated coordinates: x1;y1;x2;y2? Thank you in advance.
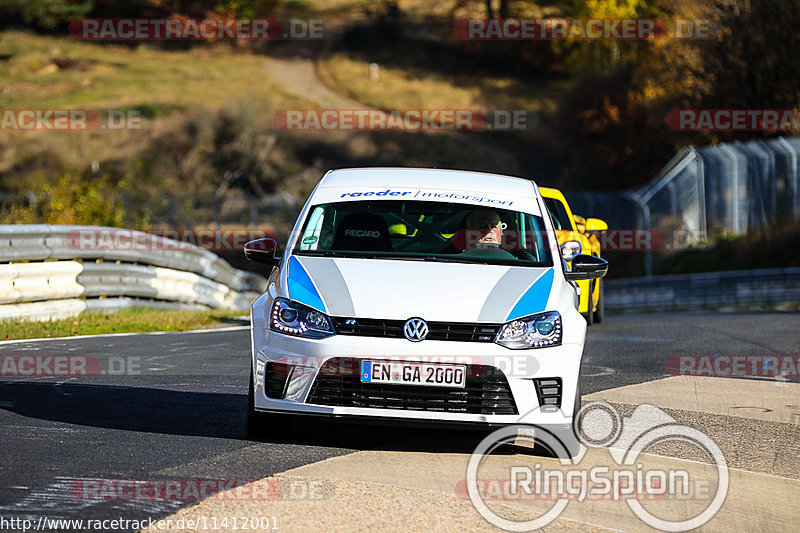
287;256;326;312
506;269;554;321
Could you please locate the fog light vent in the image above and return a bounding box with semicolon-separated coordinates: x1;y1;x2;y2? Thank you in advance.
264;362;294;399
533;377;562;411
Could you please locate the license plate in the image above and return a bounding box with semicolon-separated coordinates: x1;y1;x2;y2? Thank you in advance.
360;360;466;388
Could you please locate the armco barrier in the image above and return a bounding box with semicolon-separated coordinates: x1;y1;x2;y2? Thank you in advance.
605;267;800;312
0;224;264;291
0;225;268;320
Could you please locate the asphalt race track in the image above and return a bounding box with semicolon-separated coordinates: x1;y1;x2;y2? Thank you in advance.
0;312;798;532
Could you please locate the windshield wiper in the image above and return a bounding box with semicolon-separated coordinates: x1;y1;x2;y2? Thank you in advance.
421;255;489;264
296;250;342;257
297;250;390;260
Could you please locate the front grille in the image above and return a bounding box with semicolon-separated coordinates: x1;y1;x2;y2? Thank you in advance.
332;317;502;342
533;377;562;411
307;358;517;415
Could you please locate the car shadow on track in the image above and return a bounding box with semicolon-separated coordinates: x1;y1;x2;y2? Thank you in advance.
0;382;249;439
0;382;540;455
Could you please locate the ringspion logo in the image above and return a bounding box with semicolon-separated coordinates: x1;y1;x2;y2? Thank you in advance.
466;402;728;531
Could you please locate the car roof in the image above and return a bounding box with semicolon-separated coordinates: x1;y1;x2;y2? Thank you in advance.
319;167;537;196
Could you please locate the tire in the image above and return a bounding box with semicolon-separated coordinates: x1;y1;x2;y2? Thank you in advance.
593;278;604;324
581;280;594;326
246;367;292;440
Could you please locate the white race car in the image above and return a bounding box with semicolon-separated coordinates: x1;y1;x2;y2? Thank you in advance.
244;168;607;455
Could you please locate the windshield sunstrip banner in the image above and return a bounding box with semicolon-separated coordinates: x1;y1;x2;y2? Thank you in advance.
339;189;514;206
313;188;540;212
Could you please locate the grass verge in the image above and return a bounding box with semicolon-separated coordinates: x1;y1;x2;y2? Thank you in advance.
0;30;313;173
318;52;566;113
0;307;247;341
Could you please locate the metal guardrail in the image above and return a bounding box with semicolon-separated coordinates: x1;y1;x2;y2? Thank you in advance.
0;225;268;321
567;136;800;276
605;267;800;312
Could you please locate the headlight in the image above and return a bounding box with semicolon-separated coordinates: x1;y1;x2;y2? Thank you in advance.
560;240;581;262
495;311;562;349
270;297;335;338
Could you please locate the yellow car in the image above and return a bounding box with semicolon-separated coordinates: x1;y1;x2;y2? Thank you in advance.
540;187;608;325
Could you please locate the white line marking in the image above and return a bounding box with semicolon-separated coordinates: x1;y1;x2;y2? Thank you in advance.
0;326;249;346
582;365;617;376
601;336;677;342
637;449;800;483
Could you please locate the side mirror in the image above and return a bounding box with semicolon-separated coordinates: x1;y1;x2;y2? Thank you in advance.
565;254;608;281
585;218;608;233
244;238;280;267
573;214;586;234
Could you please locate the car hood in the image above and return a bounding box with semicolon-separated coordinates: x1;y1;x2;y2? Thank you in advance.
283;255;556;323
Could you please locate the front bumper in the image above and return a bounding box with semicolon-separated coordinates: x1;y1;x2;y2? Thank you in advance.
250;327;583;428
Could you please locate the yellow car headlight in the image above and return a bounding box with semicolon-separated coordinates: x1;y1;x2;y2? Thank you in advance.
560;240;582;262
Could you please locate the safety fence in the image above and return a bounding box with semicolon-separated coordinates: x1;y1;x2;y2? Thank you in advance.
0;225;267;321
605;267;800;312
567;136;800;274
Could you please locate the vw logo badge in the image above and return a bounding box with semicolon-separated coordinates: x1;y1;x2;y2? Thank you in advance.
403;318;429;342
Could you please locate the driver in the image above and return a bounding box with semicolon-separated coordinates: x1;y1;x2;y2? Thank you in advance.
465;210;504;248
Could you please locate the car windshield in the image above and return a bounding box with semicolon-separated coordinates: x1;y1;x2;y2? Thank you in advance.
543;197;573;231
294;200;553;267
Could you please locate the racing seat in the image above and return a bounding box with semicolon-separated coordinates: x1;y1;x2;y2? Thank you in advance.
331;213;393;252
